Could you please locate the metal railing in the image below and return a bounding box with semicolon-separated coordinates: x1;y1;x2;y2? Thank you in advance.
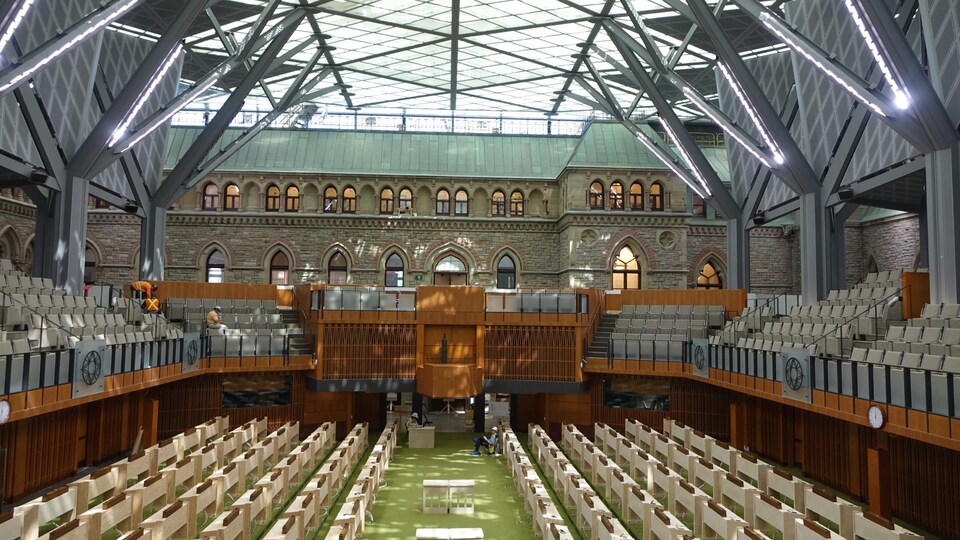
700;340;959;419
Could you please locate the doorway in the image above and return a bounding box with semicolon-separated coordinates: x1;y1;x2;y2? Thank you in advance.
433;254;468;285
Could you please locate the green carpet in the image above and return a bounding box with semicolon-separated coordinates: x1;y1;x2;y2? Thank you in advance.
359;433;538;539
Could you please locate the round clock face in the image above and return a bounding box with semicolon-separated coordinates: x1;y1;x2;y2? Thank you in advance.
868;405;885;429
0;400;10;424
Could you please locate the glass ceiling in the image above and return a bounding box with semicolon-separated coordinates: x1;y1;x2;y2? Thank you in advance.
115;0;786;120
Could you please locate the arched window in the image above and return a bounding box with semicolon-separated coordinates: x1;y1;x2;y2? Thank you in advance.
285;185;300;212
510;190;524;217
497;255;516;289
323;186;338;213
692;194;706;217
491;190;505;216
385;253;404;287
697;261;722;289
265;184;281;212
629;182;644;210
83;246;97;285
650;182;664;211
269;251;289;285
454;189;469;216
609;181;624;210
224;183;240;211
328;252;348;284
380;188;394;214
436;189;450;215
434;254;467;285
342;187;357;213
398;188;413;213
202;183;220;211
612;246;641;290
589;181;604;209
206;250;226;283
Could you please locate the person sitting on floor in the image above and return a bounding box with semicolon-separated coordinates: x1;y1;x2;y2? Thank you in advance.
471;426;499;455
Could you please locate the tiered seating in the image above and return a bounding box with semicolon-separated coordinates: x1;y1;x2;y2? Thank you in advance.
908;302;960;328
609;305;724;361
165;298;283;329
11;416;229;540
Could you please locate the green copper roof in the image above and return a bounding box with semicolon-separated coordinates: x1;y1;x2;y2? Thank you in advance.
163;122;729;183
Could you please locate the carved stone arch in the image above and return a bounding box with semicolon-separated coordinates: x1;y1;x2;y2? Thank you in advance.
528;188;544;217
317;241;358;269
607;237;651;290
689;249;727;289
259;240;300;270
602;230;658;270
377;244;411;269
358;184;377;214
0;223;22;261
488;244;524;274
424;243;477;274
262;242;297;284
472;187;488;217
302;183;319;212
415;186;433;215
242;181;260;211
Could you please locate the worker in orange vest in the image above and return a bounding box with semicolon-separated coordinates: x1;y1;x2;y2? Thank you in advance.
131;280;158;299
143;296;160;312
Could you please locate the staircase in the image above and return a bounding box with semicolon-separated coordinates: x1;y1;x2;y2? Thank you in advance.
587;313;619;359
279;308;313;355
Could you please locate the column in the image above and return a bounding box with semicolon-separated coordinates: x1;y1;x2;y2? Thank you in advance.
726;217;750;290
472;393;485;434
32;177;89;293
925;141;960;304
139;204;167;280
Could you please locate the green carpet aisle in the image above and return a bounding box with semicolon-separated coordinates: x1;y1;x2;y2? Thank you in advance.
360;432;538;539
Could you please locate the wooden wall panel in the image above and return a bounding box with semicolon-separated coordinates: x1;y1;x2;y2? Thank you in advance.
799;411;869;499
423;325;477;364
484;326;577;381
0;406;81;502
303;391;352;439
153;281;290;306
889;436;960;539
590;376;730;442
901;272;930;319
321;323;417;378
417;286;485;324
155;373;304;438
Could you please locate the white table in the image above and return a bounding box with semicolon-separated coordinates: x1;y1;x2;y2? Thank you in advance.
415;528;484;539
410;427;436;448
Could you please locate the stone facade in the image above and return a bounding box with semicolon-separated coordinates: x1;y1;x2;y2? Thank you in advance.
0;180;925;294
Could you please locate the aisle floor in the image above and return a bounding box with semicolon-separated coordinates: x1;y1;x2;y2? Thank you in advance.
360;432;538;539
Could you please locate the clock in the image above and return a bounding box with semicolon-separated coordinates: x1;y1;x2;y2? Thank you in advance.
867;405;885;429
0;400;10;424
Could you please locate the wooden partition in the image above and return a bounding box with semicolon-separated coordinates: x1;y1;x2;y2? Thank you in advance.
416;286;486;324
416;364;482;398
606;289;747;317
901;272;930;319
152;281;293;307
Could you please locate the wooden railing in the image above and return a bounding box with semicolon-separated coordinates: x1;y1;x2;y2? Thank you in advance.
483;325;578;381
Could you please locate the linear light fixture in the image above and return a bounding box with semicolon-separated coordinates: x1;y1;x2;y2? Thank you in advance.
0;0;35;58
681;86;775;169
633;132;707;199
116;63;230;153
0;0;140;93
658;120;712;196
108;43;183;147
842;0;909;109
758;11;887;117
716;61;785;165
